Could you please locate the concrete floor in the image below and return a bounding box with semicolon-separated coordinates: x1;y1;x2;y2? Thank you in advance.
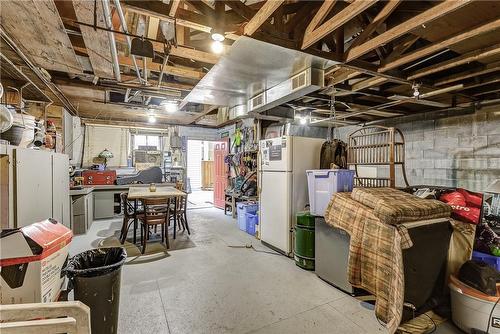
71;208;460;334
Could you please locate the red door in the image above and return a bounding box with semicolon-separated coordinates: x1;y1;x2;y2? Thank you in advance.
213;139;229;209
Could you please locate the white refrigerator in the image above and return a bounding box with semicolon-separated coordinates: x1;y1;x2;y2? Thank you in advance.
259;136;323;256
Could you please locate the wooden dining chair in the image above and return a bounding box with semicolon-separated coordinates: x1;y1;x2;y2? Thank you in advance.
119;192;143;244
169;194;190;238
139;197;170;254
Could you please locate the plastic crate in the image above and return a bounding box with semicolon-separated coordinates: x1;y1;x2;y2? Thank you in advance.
472;250;500;272
237;202;258;231
306;169;355;216
246;213;258;236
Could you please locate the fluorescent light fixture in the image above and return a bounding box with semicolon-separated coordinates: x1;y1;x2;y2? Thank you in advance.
211;40;224;54
148;115;156;123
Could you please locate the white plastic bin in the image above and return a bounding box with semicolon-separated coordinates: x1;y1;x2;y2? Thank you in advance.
449;278;500;334
306;169;355;216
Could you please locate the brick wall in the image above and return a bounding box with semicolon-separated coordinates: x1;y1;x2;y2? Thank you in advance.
337;105;500;192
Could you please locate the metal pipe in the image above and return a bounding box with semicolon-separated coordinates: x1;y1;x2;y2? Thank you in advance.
157;53;169;87
113;0;143;84
101;0;121;82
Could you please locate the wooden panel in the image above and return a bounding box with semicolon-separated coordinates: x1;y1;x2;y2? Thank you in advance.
0;0;83;74
201;160;214;189
73;0;114;78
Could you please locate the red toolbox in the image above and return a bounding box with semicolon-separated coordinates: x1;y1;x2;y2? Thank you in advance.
83;170;116;185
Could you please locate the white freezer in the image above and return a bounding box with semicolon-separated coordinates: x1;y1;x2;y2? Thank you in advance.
259;136;323;255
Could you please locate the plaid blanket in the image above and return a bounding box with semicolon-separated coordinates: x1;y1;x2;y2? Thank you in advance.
351;187;452;225
325;192;405;333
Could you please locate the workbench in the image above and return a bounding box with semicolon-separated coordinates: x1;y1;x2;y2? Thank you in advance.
71;183;176;222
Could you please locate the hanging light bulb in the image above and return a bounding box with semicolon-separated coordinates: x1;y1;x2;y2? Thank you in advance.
412;82;420;98
210;27;225;42
299;116;307;125
211;40;224;54
148;115;156;123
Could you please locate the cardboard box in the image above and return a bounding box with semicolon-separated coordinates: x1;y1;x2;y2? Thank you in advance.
0;219;72;304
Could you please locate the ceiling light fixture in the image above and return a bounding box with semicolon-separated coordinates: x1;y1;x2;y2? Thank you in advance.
412;82;421;98
299;116;308;125
210;27;225;42
148;115;156;123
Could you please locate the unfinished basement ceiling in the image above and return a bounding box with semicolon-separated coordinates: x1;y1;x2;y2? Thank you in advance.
0;0;499;127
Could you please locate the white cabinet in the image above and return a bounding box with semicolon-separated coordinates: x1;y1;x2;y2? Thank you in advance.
7;147;70;228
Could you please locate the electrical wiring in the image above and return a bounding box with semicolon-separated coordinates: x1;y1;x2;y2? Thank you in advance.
227;244;281;256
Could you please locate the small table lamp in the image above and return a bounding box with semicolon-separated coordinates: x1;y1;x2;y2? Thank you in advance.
98;149;114;169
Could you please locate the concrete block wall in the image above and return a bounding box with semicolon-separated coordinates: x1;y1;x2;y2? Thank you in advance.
337;105;500;192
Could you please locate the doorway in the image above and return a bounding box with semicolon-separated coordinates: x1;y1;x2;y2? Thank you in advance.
187;140;214;209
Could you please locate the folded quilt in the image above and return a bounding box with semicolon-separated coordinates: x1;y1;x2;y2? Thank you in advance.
351;187;452;225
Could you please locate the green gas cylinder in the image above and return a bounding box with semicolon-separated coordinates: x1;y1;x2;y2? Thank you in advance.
294;211;315;270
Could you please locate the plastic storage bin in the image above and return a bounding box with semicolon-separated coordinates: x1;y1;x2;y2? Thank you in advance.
306;169;355;216
246;213;258;236
237;202;258;231
472;250;500;272
449;275;500;334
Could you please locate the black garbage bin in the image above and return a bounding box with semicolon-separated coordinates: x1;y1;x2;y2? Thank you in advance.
66;247;127;334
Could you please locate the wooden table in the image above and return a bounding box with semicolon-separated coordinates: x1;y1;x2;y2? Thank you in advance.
127;186;187;241
127;186;185;200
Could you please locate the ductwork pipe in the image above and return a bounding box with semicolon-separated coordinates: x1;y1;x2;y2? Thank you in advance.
102;0;121;82
113;0;143;84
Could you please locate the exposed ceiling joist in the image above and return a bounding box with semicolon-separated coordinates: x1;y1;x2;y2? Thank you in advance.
118;55;205;80
435;60;500;87
379;17;500;72
345;0;473;62
351;76;389;91
169;0;181;17
408;43;500;80
244;0;285;36
347;0;401;52
113;34;219;64
301;0;377;50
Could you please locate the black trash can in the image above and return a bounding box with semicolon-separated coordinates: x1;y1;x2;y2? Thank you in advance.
66;247;127;334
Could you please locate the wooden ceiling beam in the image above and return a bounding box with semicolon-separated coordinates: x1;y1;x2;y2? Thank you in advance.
351;76;389;91
223;0;276;34
329;68;362;85
113;33;219;64
408;43;500;80
244;0;285;36
303;0;337;38
434;61;500;87
301;0;377;50
119;1;238;39
345;0;473;62
169;0;181;17
347;0;401;52
380;17;500;72
118;56;205;80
